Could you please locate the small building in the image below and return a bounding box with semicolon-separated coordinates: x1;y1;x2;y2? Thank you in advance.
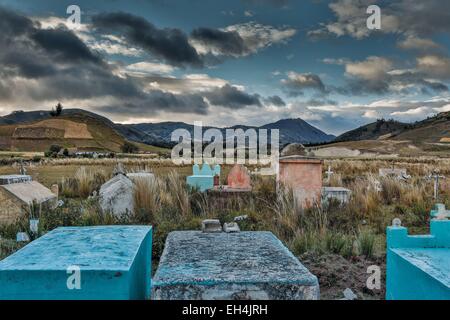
277;156;323;208
0;177;57;224
152;231;319;300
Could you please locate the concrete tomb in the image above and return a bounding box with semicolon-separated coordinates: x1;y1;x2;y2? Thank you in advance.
152;231;319;300
322;187;352;204
379;168;410;180
0;226;153;300
277;156;323;208
0;178;57;224
386;213;450;300
99;174;134;216
186;164;221;192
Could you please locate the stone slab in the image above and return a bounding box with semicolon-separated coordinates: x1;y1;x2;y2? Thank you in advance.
0;226;153;300
152;231;319;300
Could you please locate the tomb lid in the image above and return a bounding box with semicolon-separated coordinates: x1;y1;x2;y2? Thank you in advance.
1;181;55;204
391;248;450;288
0;226;152;271
322;187;352;192
153;231;318;286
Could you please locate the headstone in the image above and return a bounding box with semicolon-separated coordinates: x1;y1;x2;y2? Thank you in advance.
201;219;222;233
322;187;352;204
99;174;134;216
223;222;240;233
325;166;333;183
1;226;153;300
152;231;320;300
227;164;252;190
187;164;221;192
379;168;410;180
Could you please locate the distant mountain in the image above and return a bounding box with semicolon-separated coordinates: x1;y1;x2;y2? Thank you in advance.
335;119;410;142
125;118;335;146
0;108;335;151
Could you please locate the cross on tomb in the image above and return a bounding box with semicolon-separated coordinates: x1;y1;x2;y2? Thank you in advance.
428;171;446;201
326;166;334;183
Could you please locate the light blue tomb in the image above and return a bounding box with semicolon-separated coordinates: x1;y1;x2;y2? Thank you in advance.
0;225;153;300
186;164;220;192
386;214;450;300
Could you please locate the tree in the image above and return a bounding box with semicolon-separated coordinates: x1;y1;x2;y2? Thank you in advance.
121;141;139;154
50;103;63;117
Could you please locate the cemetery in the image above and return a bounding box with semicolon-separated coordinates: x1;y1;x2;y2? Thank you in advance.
0;156;449;300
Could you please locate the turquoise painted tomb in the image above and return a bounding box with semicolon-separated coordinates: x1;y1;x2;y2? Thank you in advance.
386;212;450;300
152;231;320;300
186;164;220;192
0;225;153;300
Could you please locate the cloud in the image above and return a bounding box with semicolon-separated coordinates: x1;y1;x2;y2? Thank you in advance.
417;55;450;79
190;22;296;58
324;56;449;95
124;61;175;76
281;72;326;95
309;0;450;39
204;84;262;109
264;95;286;106
397;36;442;51
92;12;204;68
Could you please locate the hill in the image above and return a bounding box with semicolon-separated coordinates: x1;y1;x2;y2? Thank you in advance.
335;119;410;142
0;109;141;153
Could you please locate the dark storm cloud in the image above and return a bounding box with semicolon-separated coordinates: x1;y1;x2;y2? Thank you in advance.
190;28;246;57
204;84;262;109
264;95;286;106
92;12;204;68
281;72;327;96
31;28;103;64
97;90;209;116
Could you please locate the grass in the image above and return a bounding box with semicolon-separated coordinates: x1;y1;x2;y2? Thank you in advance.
0;158;448;268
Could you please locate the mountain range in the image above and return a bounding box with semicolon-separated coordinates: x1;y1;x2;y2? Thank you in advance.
0;108;335;152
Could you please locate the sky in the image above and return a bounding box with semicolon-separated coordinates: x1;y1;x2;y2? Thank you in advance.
0;0;449;135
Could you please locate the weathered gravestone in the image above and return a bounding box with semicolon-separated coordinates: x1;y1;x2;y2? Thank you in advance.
99;174;134;216
152;231;319;300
